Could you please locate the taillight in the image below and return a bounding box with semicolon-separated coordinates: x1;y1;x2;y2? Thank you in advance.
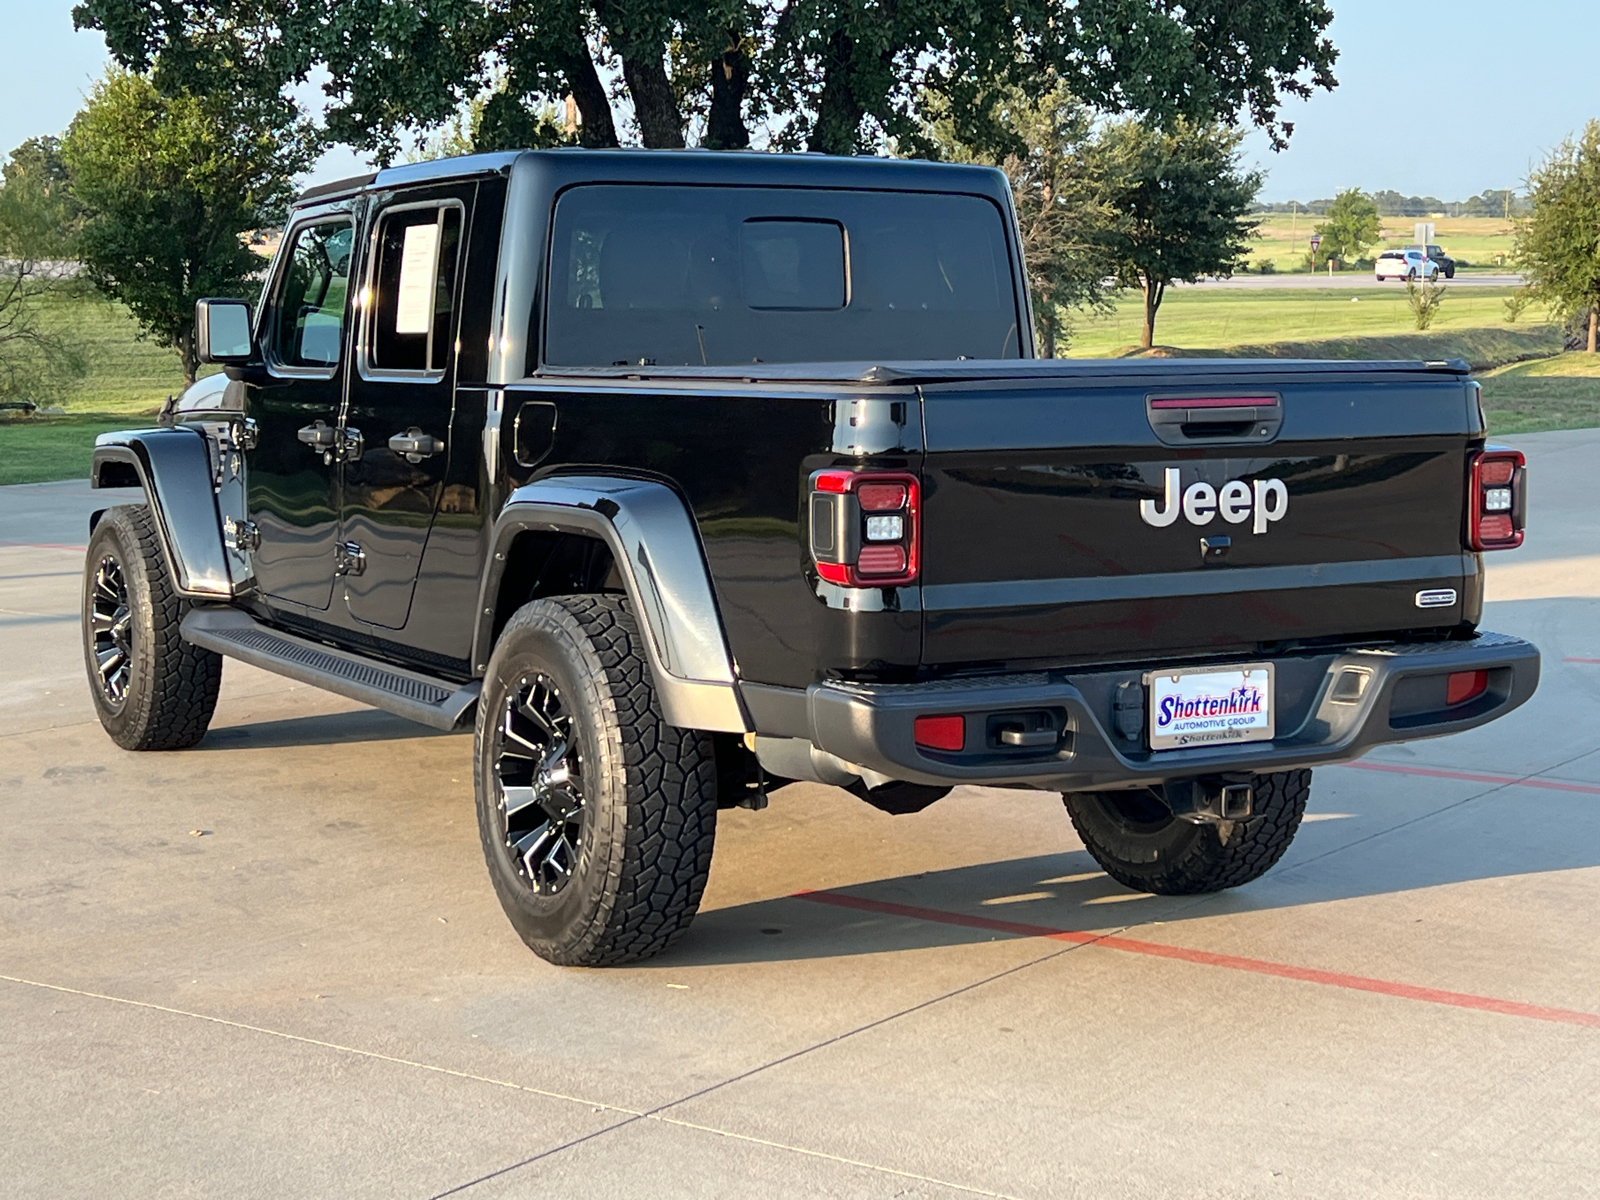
1468;449;1525;551
809;468;920;587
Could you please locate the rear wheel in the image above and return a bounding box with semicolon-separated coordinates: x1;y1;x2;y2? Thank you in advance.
1064;770;1310;895
474;595;719;966
82;505;222;750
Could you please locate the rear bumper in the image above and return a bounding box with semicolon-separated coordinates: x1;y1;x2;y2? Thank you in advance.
752;632;1539;792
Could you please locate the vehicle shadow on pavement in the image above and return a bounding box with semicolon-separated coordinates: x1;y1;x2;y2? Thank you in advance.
660;792;1600;966
197;708;464;749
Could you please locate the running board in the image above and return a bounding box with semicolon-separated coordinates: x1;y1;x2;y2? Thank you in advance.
181;607;480;731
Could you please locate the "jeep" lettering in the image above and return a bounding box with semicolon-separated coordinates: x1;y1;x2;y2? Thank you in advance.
1139;468;1288;535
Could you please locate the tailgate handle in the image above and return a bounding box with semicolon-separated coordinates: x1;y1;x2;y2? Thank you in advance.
1147;393;1282;446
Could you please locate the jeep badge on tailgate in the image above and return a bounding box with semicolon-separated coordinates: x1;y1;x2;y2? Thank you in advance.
1140;467;1289;534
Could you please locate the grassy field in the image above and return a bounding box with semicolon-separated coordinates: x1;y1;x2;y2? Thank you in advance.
0;416;148;487
1063;285;1554;364
1478;353;1600;434
1246;214;1518;274
31;287;194;415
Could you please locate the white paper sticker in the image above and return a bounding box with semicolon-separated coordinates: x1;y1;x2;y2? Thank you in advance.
394;220;440;335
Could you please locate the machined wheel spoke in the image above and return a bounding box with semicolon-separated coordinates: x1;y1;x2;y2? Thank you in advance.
517;696;563;741
541;785;583;824
540;840;572;880
97;646;126;674
501;784;539;818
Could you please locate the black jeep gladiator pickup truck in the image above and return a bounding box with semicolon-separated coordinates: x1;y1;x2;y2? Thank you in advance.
83;150;1539;967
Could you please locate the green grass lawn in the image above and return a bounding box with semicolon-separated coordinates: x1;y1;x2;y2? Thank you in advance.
31;287;194;415
1063;285;1556;366
1478;353;1600;434
0;416;149;487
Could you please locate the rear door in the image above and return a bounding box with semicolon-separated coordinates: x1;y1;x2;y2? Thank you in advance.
917;371;1477;669
246;209;355;612
339;185;471;630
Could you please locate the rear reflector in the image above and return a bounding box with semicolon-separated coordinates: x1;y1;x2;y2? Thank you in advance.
1446;669;1488;706
856;544;907;575
914;714;966;752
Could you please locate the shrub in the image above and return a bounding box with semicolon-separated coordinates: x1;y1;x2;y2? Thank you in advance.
1406;278;1447;330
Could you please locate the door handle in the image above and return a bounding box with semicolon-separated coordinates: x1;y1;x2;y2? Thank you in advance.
389;428;445;463
297;421;336;449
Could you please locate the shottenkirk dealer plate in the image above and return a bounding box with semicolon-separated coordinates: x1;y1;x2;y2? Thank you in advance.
1145;663;1275;751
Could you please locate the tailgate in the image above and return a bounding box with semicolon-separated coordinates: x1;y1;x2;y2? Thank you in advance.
918;370;1478;669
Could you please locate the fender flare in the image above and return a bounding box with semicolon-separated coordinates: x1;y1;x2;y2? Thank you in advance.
473;475;749;733
91;427;235;599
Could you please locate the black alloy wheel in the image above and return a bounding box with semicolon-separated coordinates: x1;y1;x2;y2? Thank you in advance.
89;553;133;707
493;672;587;896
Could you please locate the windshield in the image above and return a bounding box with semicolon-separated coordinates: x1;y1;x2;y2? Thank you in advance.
544;185;1022;367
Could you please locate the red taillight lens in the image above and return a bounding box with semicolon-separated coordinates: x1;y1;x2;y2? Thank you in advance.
1446;669;1488;706
809;469;920;587
914;714;965;751
1468;449;1525;551
857;482;907;512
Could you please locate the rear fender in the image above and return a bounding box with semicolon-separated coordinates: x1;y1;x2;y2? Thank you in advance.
474;475;749;733
91;427;235;598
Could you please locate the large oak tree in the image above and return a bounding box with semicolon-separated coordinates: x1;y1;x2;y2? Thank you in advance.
75;0;1338;160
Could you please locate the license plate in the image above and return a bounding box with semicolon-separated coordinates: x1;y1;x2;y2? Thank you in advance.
1145;663;1275;751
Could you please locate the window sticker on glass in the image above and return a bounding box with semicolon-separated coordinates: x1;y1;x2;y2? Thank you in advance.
395;221;441;334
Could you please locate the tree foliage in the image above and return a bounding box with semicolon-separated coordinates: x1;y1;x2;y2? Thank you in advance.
1096;118;1262;349
0;139;88;406
60;69;316;383
929;86;1115;357
1312;188;1380;265
74;0;1338;162
1514;120;1600;353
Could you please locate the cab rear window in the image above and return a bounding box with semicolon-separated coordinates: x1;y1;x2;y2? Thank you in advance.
544;185;1021;366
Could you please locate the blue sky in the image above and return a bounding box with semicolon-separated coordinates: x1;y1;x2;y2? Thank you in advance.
1;0;1593;200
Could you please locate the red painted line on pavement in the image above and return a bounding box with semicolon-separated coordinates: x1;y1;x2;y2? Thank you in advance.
1564;657;1600;664
0;541;86;552
796;890;1600;1031
1340;759;1600;796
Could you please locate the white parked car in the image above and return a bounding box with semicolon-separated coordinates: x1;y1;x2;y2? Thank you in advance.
1375;248;1441;282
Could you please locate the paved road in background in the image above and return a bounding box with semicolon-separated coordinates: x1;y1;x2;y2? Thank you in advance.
1176;271;1525;290
3;436;1598;1199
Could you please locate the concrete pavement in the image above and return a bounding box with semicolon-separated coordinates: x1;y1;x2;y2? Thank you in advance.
2;435;1599;1198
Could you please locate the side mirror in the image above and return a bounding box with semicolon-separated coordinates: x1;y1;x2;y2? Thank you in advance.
196;298;255;364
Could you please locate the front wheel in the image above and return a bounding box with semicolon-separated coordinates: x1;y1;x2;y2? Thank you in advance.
82;505;222;750
473;595;719;966
1064;770;1310;895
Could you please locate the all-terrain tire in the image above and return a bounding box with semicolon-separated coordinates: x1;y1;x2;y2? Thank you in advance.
82;505;223;751
474;595;719;967
1064;770;1310;895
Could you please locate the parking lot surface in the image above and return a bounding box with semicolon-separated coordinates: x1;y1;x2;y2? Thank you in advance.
3;431;1599;1199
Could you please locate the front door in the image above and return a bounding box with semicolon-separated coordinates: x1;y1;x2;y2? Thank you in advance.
246;211;356;612
339;187;470;630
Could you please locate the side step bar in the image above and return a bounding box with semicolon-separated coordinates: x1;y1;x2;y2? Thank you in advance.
181;607;480;732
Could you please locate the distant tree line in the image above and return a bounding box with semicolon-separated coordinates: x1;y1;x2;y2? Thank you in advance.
1254;189;1529;218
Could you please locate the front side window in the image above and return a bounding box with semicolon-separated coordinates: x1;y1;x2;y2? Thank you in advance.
545;185;1020;367
367;204;463;373
271;219;353;370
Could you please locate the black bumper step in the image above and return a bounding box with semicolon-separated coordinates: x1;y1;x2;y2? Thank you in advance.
181;607;479;731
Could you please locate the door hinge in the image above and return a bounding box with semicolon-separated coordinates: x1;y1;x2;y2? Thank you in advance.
334;541;366;577
229;417;259;451
223;517;260;554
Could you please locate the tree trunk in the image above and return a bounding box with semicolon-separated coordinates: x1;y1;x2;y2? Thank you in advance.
177;328;197;387
705;33;750;150
1589;305;1598;354
810;32;863;156
1140;278;1165;349
620;51;685;148
560;45;620;148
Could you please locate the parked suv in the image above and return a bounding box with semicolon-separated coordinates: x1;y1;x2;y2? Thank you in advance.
1375;248;1440;282
83;150;1538;967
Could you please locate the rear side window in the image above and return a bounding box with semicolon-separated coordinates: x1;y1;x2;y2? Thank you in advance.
545;185;1020;367
271;219;353;370
367;203;464;373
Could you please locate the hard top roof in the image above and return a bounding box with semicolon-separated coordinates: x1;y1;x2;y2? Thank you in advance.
295;148;1009;206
